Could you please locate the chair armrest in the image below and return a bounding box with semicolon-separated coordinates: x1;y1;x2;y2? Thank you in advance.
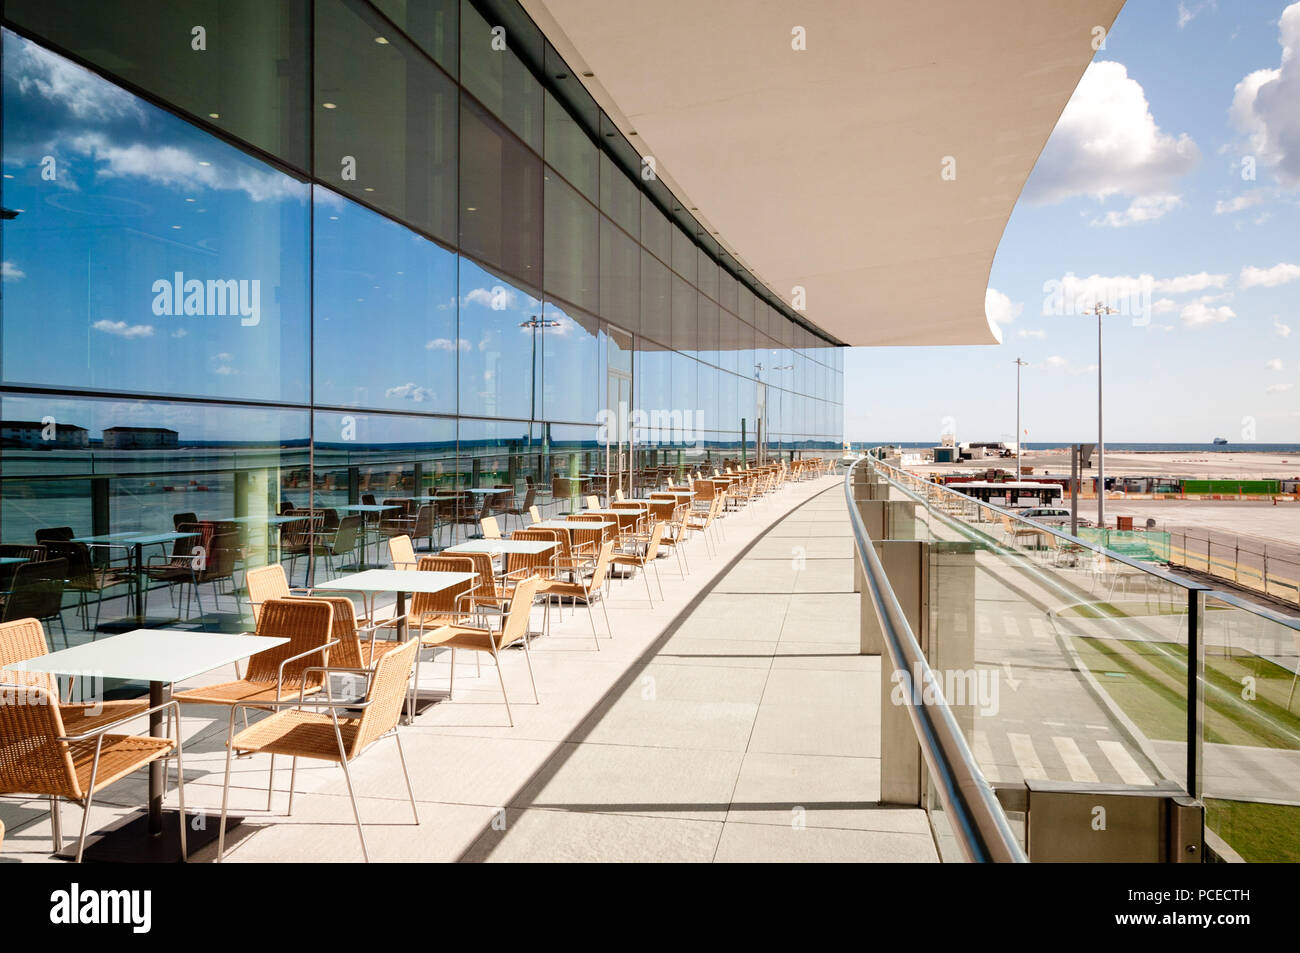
58;700;183;742
276;639;340;697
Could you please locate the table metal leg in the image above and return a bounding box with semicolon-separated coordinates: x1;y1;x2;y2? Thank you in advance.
148;680;164;835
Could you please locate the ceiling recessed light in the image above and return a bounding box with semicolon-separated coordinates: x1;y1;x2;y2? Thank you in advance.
581;71;594;78
198;161;211;166
374;36;389;44
363;186;375;192
322;102;337;109
466;206;477;211
628;131;637;136
208;112;220;119
555;72;568;80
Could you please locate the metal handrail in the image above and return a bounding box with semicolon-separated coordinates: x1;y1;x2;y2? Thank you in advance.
845;459;1026;862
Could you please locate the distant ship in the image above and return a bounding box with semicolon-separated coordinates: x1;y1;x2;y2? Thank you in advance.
1213;437;1228;445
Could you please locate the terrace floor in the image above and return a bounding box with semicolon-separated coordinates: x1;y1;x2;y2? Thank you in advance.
1;475;937;863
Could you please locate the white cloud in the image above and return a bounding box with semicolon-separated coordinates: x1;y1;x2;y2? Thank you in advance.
1152;298;1178;314
1177;1;1217;29
1027;61;1199;206
1090;193;1183;227
1214;192;1267;214
1267;382;1294;394
1275;317;1292;337
1043;272;1227;317
463;286;516;311
985;288;1022;327
87;138;303;203
1240;262;1300;288
1230;4;1300;187
1154;272;1229;294
1;261;24;282
425;337;471;352
386;382;436;402
11;36;144;123
92;319;153;338
1266;358;1284;371
1180;299;1236;327
172;328;188;339
1015;328;1046;339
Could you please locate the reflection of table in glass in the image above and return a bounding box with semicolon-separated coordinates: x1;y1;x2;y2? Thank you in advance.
72;530;200;631
314;569;476;718
11;628;288;861
219;514;299;565
338;504;401;568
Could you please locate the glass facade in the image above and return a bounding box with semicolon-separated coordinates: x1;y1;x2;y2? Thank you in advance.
0;1;842;623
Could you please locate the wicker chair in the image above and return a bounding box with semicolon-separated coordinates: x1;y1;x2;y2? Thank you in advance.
613;522;666;605
1;558;68;639
420;575;543;727
244;563;314;625
0;617;148;735
538;540;615;649
216;638;420;863
0;679;184;861
388;534;418;570
480;516;503;539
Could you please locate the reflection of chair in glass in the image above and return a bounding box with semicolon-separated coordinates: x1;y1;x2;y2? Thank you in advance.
508;487;537;532
34;527;74;544
0;544;46;593
491;484;515;529
44;541;132;632
1;558;68;640
0;678;185;862
279;512;323;585
172;512;198;531
383;504;436;552
215;638;420;863
312;515;363;581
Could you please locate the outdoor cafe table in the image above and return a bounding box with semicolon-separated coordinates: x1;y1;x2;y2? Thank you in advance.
442;540;558;557
10;628;289;861
313;569;476;717
72;530;200;631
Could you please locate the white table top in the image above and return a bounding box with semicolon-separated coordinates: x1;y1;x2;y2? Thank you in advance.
9;629;289;685
443;540;558;555
465;488;512;495
314;569;476;593
530;520;616;531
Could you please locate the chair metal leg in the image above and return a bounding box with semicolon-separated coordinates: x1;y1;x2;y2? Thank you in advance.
393;733;419;824
641;563;654;607
653;561;664;600
522;635;539;703
266;753;276;811
492;649;514;726
336;748;369;863
586;599;600;650
49;796;62;854
173;733;188;861
288;757;299;815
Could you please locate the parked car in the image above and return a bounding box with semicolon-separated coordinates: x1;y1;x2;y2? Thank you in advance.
1015;506;1091;528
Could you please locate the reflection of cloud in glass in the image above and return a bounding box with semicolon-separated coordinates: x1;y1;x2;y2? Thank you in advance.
12;38;143;122
386;382;437;402
426;337;470;351
463;285;513;310
1;261;25;281
92;319;153;338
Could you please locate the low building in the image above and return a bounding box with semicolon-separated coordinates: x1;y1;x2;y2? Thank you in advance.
101;426;179;450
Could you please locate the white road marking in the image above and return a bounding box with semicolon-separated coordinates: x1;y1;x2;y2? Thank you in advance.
1004;616;1021;639
1008;732;1047;780
973;734;999;783
1029;617;1050;640
1098;740;1153;785
1053;736;1100;783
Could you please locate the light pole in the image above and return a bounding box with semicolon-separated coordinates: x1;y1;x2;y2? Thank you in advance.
1013;357;1027;480
1082;302;1118;528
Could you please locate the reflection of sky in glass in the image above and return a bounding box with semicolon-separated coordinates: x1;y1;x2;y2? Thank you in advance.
540;299;599;424
0;30;310;402
313;189;457;412
456;257;538;421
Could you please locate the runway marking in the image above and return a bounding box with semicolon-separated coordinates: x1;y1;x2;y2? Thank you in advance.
1098;740;1152;785
1053;736;1100;783
1029;617;1050;640
1008;732;1047;780
1003;616;1021;639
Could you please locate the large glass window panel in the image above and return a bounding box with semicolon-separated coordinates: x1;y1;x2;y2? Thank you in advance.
719;269;739;315
718;371;738;433
670;274;696;354
459;0;541;151
696;249;718;301
541;299;599;424
457;257;539;420
0;392;308;572
670;225;696;282
697;295;720;367
636;345;671;414
599;215;639;332
698;363;719;432
314;409;455;509
313;190;457;413
459;417;535;490
639;194;670;263
316;0;456;243
600;152;639;236
459;95;542;284
640;251;670;345
1;31;310;403
4;0;310;170
544;91;597;200
718;311;741;374
371;0;458;75
543;172;598;313
737;286;755;324
672;351;696;417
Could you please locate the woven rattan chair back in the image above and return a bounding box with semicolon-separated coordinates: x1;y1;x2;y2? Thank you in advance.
0;617;56;694
0;682;77;798
509;529;560;576
589;540;615;591
411;555;476;618
249;598;333;691
283;596;365;669
388;534;417;570
480;516;502;539
351;639;419;755
245;563;290;623
643;521;666;561
497;574;542;650
461;551;500;601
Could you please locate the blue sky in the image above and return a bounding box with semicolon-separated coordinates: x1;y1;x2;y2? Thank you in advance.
844;0;1300;444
